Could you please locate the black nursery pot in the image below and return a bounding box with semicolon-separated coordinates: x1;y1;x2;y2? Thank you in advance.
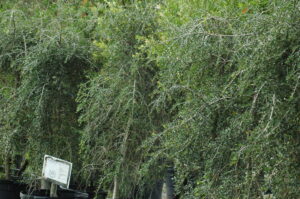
20;188;91;199
58;189;89;199
88;190;107;199
0;180;26;199
20;189;55;199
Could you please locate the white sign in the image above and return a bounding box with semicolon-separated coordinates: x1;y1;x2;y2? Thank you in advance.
42;155;72;188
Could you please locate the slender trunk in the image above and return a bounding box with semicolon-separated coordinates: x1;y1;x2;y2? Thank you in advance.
17;159;29;177
165;168;175;199
112;175;119;199
151;181;163;199
4;155;11;180
41;179;51;190
50;183;58;198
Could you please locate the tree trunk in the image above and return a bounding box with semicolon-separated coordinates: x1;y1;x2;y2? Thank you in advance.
165;168;175;199
151;181;163;199
17;159;29;177
41;179;51;190
50;183;58;198
112;175;119;199
4;155;11;180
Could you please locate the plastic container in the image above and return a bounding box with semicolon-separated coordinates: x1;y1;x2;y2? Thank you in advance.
20;188;91;199
59;189;89;199
0;180;26;199
88;190;107;199
20;189;56;199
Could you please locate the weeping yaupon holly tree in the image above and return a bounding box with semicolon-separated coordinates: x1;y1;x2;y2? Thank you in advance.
1;0;299;198
0;4;37;180
76;1;162;198
142;0;300;198
0;1;96;182
76;0;300;198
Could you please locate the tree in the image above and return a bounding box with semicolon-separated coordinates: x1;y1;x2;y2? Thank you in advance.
0;0;95;184
77;2;162;198
143;0;300;198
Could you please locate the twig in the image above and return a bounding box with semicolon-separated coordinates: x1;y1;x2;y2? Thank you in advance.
250;82;266;114
38;84;46;108
262;94;276;133
23;34;27;57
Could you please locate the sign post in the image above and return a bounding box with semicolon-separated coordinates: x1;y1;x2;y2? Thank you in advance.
42;155;72;197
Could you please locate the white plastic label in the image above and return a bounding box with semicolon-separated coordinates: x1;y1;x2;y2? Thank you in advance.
42;155;72;188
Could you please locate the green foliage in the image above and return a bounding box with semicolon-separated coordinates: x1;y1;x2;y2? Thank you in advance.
142;0;300;198
0;0;95;181
0;7;36;174
0;0;299;198
77;2;161;197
